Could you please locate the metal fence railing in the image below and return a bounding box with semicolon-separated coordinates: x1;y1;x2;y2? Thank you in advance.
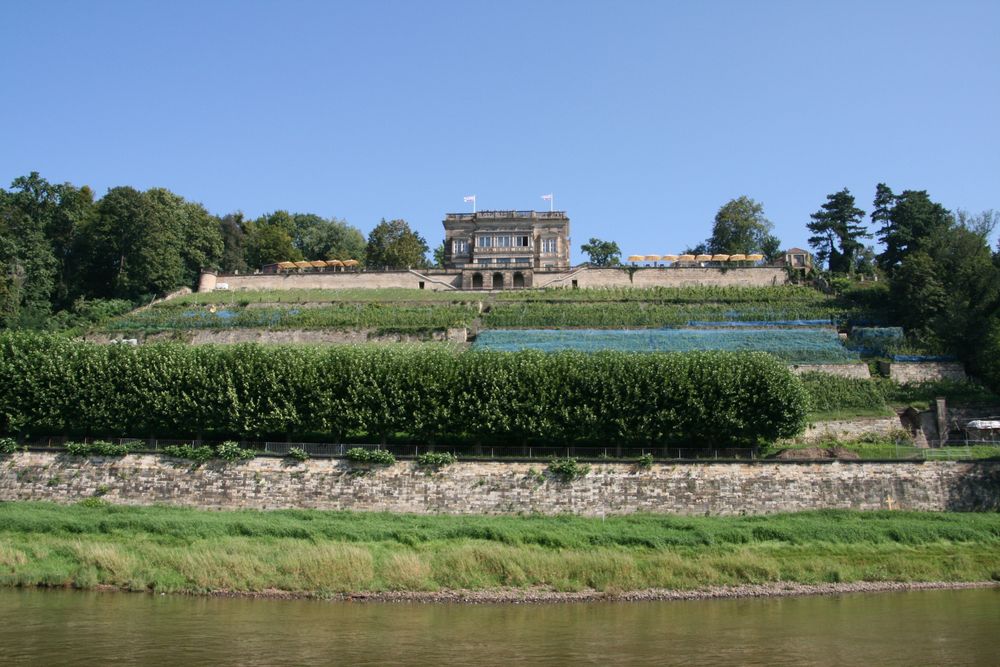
14;436;760;461
13;436;1000;462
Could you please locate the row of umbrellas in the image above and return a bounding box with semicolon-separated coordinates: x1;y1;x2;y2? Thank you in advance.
626;254;765;263
275;259;361;270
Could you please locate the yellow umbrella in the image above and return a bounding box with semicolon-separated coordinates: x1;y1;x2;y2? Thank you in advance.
661;255;679;262
746;254;764;261
711;254;730;261
728;254;747;261
342;259;360;267
644;255;661;262
327;259;345;267
309;260;328;268
677;254;696;261
277;261;297;270
293;261;312;269
627;255;644;262
695;254;712;261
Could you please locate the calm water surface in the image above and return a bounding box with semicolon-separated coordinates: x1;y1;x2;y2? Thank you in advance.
0;588;997;666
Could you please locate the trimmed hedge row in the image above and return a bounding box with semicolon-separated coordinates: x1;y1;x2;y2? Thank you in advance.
0;334;808;446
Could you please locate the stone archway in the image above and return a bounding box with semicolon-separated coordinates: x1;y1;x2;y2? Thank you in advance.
512;272;525;289
472;273;484;289
492;272;504;290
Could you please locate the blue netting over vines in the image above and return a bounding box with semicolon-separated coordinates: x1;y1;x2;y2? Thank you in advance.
847;327;904;355
473;328;861;364
686;319;834;327
890;354;959;362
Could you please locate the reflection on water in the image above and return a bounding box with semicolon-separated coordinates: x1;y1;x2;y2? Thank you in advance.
0;588;997;666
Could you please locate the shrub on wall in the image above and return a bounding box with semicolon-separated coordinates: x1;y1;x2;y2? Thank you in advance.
286;447;309;462
346;448;396;465
216;441;255;462
0;333;808;446
64;441;130;457
417;451;457;468
547;457;590;481
162;444;214;462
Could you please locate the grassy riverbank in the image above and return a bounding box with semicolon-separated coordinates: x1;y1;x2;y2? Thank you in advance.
1;503;998;597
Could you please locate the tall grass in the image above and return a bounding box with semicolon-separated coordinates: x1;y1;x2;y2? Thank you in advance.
0;503;997;594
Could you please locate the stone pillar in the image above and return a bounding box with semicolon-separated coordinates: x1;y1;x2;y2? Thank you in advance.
198;270;218;293
935;397;948;447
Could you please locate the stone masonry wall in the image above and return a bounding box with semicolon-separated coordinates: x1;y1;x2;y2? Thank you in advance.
204;271;462;292
2;453;997;515
86;327;469;345
886;362;967;384
789;364;872;379
201;267;788;293
537;267;788;289
797;417;904;443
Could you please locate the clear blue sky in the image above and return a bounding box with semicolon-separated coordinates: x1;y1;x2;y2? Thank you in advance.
2;1;998;262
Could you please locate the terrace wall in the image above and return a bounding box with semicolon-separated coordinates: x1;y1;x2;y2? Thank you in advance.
885;362;967;384
533;267;789;289
199;270;462;292
86;328;470;345
789;364;871;379
199;267;788;293
2;453;997;515
797;417;903;443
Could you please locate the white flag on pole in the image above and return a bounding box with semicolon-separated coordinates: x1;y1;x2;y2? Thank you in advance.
541;194;553;201
463;195;476;203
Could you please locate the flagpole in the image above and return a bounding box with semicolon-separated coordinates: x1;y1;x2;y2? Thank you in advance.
550;194;553;212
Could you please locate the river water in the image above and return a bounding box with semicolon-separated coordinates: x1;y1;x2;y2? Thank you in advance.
0;588;997;665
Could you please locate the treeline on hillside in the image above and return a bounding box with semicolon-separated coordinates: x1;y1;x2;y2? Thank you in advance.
799;185;999;390
0;334;807;446
0;172;430;328
583;185;1000;392
808;185;1000;392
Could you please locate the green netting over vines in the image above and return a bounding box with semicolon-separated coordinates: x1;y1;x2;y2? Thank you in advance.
473;328;861;364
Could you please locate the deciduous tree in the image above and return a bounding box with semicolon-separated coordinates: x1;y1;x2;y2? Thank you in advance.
580;238;621;266
298;217;366;262
365;219;429;269
245;212;301;268
708;196;779;256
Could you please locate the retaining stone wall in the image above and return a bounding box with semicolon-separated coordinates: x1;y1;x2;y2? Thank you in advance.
86;328;469;345
886;362;967;384
203;271;462;292
533;267;788;289
797;417;903;443
201;267;789;293
2;453;996;515
789;364;871;379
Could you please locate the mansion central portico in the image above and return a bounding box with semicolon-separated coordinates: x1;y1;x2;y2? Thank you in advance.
441;209;570;290
443;210;570;269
